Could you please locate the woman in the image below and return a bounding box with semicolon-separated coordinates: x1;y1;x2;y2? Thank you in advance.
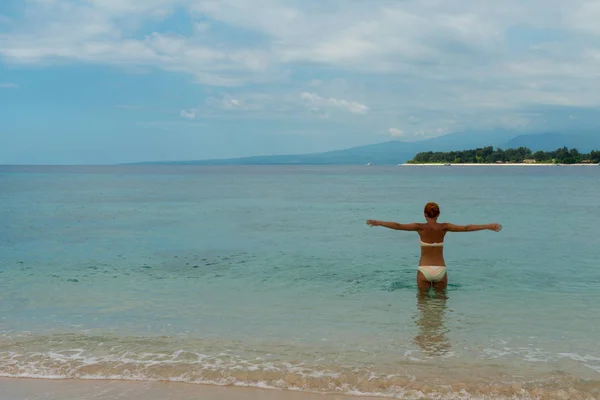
366;202;501;290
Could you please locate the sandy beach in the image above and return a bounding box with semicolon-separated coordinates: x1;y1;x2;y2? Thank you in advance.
0;378;377;400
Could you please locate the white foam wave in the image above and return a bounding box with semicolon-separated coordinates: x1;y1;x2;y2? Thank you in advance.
557;352;600;362
2;340;600;399
0;348;544;400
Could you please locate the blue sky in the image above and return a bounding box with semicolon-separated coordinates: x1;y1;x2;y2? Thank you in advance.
1;0;600;164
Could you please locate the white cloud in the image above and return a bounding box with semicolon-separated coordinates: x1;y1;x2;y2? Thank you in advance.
194;22;211;32
308;107;329;119
221;95;243;109
137;120;208;129
203;94;256;111
388;127;449;141
300;92;369;115
410;128;451;140
1;0;600;132
388;128;404;137
0;82;19;89
567;1;600;34
178;93;267;120
180;109;196;119
182;0;600;111
0;1;274;86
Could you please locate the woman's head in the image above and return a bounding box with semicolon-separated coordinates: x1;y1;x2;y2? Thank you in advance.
424;202;440;219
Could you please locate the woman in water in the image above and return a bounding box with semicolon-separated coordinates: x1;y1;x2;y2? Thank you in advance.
366;202;501;290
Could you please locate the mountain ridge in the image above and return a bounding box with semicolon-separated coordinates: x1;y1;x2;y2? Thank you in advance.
128;132;600;165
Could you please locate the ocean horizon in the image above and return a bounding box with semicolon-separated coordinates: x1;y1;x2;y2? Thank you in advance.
1;165;599;399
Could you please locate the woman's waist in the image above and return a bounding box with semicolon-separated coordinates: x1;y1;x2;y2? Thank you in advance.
418;255;446;267
418;264;446;269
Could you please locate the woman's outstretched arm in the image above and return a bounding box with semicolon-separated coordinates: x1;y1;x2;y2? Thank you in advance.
443;223;502;232
366;220;421;231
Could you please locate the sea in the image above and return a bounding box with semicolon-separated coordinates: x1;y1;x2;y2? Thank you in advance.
1;165;599;400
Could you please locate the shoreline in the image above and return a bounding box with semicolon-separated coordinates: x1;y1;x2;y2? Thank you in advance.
401;162;599;166
3;373;600;400
0;377;379;400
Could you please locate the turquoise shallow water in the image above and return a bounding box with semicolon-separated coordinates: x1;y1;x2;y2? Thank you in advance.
1;165;600;399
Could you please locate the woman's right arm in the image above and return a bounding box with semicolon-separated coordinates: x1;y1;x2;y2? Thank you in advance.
367;220;421;231
443;223;502;232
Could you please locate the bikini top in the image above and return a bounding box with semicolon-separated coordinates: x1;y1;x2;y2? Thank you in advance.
419;240;444;247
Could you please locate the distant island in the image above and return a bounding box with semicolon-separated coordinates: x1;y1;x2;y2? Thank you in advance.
127;132;600;166
406;146;600;165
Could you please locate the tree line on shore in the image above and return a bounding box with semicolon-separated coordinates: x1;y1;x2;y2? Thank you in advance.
408;146;600;164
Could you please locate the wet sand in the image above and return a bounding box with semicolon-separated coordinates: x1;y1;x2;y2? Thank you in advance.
0;378;378;400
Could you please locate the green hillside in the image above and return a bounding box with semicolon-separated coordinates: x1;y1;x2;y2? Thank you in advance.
408;146;600;164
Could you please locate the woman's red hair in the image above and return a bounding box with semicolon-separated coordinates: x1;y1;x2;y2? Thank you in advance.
424;202;440;218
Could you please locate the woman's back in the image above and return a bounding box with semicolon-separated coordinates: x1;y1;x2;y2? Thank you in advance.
417;222;447;266
418;222;446;244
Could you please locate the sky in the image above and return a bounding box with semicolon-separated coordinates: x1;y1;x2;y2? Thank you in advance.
1;0;600;164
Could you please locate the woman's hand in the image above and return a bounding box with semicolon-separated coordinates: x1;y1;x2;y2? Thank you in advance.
490;223;502;232
366;220;378;227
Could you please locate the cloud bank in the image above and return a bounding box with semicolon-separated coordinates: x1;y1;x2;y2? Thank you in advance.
2;0;600;139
